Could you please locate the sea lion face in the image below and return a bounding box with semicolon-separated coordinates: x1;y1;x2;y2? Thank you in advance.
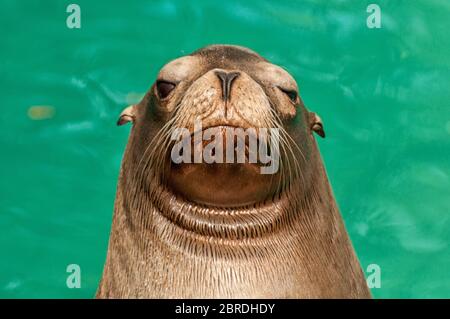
120;45;324;208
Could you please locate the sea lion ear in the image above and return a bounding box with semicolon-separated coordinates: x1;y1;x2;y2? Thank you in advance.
309;112;325;138
117;105;136;126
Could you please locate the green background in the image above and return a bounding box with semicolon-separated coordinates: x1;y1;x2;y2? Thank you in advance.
1;0;449;298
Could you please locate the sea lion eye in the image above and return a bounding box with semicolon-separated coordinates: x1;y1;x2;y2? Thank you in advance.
279;87;298;103
156;81;176;99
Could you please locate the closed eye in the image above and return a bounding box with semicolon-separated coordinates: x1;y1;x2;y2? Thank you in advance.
278;87;298;103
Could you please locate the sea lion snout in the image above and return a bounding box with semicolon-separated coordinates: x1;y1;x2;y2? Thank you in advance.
176;67;272;128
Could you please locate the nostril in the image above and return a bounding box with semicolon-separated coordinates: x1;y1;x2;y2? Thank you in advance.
214;70;227;80
226;72;240;86
215;71;240;101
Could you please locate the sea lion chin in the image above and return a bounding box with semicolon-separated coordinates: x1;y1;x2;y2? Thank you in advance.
97;44;371;298
168;123;282;207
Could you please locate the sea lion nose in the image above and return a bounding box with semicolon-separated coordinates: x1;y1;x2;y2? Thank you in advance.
214;70;240;101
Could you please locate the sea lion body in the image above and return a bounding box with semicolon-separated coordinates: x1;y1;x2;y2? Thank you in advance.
97;45;371;298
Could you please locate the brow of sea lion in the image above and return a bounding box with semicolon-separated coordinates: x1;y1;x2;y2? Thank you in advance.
190;44;268;70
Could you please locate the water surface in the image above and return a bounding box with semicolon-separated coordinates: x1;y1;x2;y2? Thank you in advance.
1;0;449;298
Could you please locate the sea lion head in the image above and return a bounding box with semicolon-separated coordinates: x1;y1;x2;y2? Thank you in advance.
118;45;325;226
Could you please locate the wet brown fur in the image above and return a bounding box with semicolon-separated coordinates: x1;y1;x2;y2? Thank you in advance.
96;45;371;298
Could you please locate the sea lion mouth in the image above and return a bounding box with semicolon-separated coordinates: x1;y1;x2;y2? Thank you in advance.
165;123;282;208
181;124;272;169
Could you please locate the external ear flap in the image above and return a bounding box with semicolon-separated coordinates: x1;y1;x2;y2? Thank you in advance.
117;105;136;126
309;112;325;138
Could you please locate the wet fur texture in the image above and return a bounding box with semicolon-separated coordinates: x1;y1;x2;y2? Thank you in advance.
96;45;371;298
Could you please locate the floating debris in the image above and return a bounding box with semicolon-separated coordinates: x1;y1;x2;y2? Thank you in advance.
27;105;55;120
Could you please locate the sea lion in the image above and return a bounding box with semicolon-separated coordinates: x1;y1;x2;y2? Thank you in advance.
96;45;371;298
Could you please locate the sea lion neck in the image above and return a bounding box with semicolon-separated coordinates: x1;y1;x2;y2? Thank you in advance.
117;158;329;258
147;179;314;241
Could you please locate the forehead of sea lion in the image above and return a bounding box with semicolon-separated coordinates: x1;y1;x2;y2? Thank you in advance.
194;45;298;88
192;45;266;67
157;45;297;90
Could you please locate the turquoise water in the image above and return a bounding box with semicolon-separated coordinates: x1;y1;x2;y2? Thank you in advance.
1;0;449;298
